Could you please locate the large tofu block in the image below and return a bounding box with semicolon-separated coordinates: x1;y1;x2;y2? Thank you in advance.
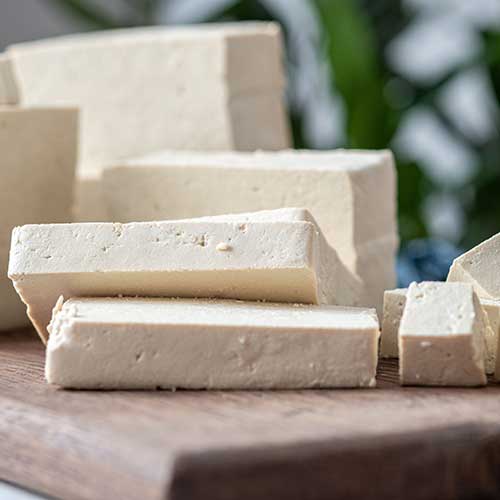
102;149;398;311
381;287;498;373
399;282;489;386
2;24;289;170
448;232;500;300
0;107;77;331
9;208;360;343
46;297;380;390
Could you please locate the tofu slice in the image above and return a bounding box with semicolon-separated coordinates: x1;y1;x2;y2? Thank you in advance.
9;208;361;343
447;232;500;300
381;287;499;373
0;107;77;331
102;149;399;311
399;282;489;387
46;297;380;390
1;23;289;169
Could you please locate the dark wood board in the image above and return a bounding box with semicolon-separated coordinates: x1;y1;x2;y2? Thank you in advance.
1;329;500;500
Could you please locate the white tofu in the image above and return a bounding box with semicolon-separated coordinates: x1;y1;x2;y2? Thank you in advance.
8;208;361;343
447;232;500;300
399;282;489;386
46;297;380;390
0;55;18;104
1;24;290;170
381;287;498;373
380;288;407;358
0;107;77;330
102;149;399;311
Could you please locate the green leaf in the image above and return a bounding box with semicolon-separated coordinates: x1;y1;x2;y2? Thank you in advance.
312;0;396;148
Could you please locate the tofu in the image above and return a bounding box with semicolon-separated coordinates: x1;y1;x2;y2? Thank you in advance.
46;297;380;390
381;287;498;373
0;107;77;330
1;24;290;170
8;208;361;343
380;288;407;358
102;149;399;311
399;282;489;386
0;55;18;104
447;232;500;300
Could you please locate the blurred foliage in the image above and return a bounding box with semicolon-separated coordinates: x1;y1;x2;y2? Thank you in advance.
47;0;500;257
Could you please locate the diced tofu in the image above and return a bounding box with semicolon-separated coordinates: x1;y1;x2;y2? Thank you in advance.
399;282;489;386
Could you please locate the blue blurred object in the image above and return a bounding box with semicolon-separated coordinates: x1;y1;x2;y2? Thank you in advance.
397;238;462;287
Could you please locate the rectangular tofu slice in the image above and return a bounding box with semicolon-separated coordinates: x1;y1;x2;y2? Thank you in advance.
102;149;398;311
2;23;289;169
399;282;489;386
0;107;77;330
382;287;499;373
447;232;500;300
46;297;380;390
9;208;361;343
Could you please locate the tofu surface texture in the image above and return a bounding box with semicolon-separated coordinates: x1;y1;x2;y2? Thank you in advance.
0;107;77;330
448;232;500;300
399;282;489;387
46;297;380;390
1;24;289;171
103;149;398;312
9;208;360;343
381;287;498;373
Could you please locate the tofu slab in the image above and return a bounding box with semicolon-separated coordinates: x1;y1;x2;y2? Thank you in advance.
46;297;380;390
399;282;489;387
1;24;289;170
72;169;108;222
9;209;361;343
0;107;77;330
447;232;500;300
102;149;399;311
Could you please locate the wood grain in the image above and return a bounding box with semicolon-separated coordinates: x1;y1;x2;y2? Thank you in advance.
1;329;500;500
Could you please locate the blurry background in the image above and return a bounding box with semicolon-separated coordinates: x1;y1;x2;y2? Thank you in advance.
2;0;499;285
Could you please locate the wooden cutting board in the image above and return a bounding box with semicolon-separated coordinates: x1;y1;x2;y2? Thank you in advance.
1;329;500;500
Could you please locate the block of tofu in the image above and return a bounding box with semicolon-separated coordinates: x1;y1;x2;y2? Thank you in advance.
46;297;380;390
0;55;18;104
9;208;361;343
1;24;289;170
102;149;399;311
448;232;500;300
382;287;499;373
0;107;77;331
380;288;407;358
399;282;489;386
